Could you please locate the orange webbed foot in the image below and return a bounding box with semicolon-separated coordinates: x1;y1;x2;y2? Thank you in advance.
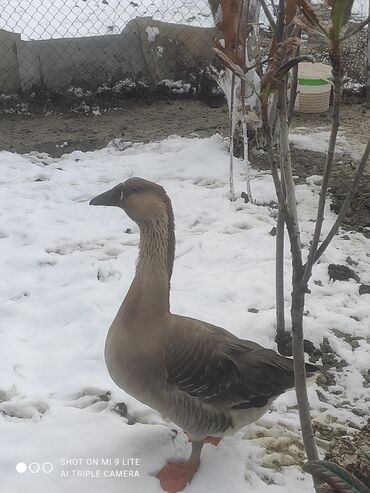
156;461;199;493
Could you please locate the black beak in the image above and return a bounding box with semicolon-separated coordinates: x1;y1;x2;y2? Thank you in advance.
89;184;123;207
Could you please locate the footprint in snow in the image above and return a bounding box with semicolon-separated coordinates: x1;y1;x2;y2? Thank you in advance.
192;178;224;188
0;398;49;421
65;388;113;412
97;266;121;282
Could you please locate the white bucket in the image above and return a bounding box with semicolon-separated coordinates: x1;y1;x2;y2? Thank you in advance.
295;62;332;114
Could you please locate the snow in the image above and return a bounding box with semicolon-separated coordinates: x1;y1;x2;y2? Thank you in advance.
0;134;370;492
290;129;363;160
146;26;160;43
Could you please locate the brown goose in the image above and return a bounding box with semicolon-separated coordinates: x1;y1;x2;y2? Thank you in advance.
90;177;319;493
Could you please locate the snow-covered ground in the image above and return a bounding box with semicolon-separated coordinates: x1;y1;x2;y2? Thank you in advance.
0;134;370;493
0;0;367;40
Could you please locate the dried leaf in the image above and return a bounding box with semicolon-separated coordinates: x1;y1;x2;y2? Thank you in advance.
275;37;301;68
297;0;322;27
286;0;297;24
331;0;354;35
293;15;318;31
212;47;242;74
293;15;329;38
212;47;256;76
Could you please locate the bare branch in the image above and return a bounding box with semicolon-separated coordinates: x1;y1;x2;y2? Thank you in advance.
276;202;286;336
260;0;277;33
276;0;285;43
270;0;278;17
302;57;342;286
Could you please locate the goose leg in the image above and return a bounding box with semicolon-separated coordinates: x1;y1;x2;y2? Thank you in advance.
156;441;203;493
204;436;222;446
185;432;222;447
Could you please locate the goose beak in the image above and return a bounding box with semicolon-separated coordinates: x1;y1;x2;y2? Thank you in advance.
89;184;123;207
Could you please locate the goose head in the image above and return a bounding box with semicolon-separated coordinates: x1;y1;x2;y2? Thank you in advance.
89;177;170;224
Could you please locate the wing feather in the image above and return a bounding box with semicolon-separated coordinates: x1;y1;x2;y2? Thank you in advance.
165;316;313;410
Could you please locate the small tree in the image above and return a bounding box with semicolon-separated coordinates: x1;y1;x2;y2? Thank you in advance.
208;0;261;201
213;0;370;481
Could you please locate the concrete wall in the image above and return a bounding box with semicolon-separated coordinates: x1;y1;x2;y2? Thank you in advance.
17;19;150;92
0;18;218;94
0;29;21;93
136;18;217;82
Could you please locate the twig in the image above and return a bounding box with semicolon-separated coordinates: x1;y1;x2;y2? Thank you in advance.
302;45;342;286
270;0;278;18
260;0;277;34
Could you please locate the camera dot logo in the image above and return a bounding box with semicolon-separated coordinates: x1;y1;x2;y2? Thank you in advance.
29;462;41;474
15;462;54;474
42;463;54;474
15;463;27;474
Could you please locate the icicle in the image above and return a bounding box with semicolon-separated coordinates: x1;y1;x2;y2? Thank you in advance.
242;116;252;202
229;72;236;201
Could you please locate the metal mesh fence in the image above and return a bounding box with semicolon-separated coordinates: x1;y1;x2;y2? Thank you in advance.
0;0;213;39
0;0;217;97
0;0;368;100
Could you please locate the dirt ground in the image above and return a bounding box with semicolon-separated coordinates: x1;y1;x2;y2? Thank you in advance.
0;99;369;233
0;100;229;157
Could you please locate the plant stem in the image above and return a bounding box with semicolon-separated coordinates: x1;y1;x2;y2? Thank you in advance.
302;43;343;286
291;286;319;461
277;77;318;462
276;204;286;336
260;0;277;33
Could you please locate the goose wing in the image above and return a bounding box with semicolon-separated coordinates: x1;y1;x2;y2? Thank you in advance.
165;316;315;410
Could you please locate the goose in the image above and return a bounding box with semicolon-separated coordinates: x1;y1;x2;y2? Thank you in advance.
89;177;319;493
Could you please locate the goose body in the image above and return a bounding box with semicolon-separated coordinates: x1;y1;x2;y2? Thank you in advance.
105;312;298;439
90;177;319;492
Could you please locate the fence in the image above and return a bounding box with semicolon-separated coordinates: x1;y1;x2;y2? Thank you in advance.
0;0;369;98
